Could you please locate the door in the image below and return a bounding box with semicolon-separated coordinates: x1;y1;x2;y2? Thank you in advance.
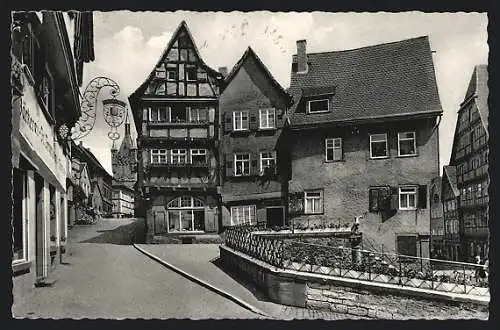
35;174;44;279
266;207;284;227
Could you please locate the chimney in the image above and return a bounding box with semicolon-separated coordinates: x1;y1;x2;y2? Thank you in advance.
218;66;228;77
296;39;308;73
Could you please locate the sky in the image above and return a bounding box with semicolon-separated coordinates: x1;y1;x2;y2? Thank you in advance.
76;11;488;175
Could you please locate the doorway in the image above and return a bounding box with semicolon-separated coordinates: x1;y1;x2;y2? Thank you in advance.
266;206;284;227
34;174;44;280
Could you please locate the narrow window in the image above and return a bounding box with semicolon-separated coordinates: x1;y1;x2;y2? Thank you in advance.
370;133;388;158
259;108;276;129
307;99;329;113
259;151;276;174
233;111;249;131
234;153;251;176
304;190;323;214
398;132;417;156
325;138;342;162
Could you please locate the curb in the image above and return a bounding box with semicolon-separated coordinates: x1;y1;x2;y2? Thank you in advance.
133;244;272;319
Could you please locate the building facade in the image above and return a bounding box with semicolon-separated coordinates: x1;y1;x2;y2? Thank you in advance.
283;37;442;256
11;11;94;290
442;165;460;261
448;65;489;262
129;21;224;241
111;114;138;218
219;47;292;228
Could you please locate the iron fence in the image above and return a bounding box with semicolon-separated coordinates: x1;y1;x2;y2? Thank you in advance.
224;226;489;297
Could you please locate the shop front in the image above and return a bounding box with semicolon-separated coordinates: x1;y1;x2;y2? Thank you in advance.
11;68;69;289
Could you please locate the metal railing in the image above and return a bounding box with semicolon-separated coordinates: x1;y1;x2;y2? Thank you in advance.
224;226;489;297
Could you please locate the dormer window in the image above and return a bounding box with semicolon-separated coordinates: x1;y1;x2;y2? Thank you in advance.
307;99;329;113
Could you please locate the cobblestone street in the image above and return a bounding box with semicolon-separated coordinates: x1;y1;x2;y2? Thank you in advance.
12;219;261;319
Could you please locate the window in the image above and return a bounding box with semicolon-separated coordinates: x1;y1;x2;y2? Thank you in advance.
12;169;28;263
259;151;276;174
234;153;250;176
171;149;187;164
149;107;169;122
398;132;416;156
307;99;329;113
189;107;208;123
190;149;207;164
325;138;342;162
233;111;249;131
304;190;323;214
186;67;197;81
369;186;391;212
171;104;187;122
399;186;417;210
167;196;205;232
167;68;177;81
230;205;256;226
151;149;167;163
397;235;417;257
370;134;388;158
259;108;276;129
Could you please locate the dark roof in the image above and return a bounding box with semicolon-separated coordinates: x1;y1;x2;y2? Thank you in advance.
223;47;290;99
443;166;459;197
74;143;113;179
464;65;488;135
112;180;135;192
288;36;443;127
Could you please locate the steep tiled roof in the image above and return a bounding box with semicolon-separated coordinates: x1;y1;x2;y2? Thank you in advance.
223;47;290;99
443;166;459;197
288;36;442;127
464;65;489;135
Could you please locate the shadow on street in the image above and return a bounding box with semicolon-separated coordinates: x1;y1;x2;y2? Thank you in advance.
210;257;273;304
73;219;146;245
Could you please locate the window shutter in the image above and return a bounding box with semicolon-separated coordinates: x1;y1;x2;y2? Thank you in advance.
369;189;379;212
251;152;259;176
224;113;232;133
225;154;233;178
418;185;427;209
288;192;305;215
249;112;258;130
390;186;399;210
167;106;171;122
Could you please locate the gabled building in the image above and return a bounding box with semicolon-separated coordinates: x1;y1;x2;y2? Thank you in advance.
448;65;489;262
111;112;138;218
128;21;224;241
442;165;460;261
219;47;292;228
283;37;443;256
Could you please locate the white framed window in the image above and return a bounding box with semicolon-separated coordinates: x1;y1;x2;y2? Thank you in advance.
234;153;251;176
171;149;187;164
304;190;323;214
370;133;388;158
259;108;276;129
189;107;208;123
230;205;256;226
190;149;207;164
149;107;169;122
233;111;249;131
325;138;342;162
151;149;167;163
259;151;276;174
398;132;417;156
399;186;417;210
12;169;28;264
167;196;205;232
307;99;329;113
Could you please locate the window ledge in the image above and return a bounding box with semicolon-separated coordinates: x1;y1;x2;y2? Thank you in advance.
307;111;330;115
370;156;390;160
397;154;418;158
325;159;345;163
399;208;417;211
304;212;324;215
12;260;32;276
258;127;277;131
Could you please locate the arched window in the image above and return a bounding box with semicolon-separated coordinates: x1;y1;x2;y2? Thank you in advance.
166;196;205;232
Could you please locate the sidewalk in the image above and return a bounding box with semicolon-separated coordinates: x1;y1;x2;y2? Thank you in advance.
134;244;366;320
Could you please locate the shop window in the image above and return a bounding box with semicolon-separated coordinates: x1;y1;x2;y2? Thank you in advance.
230;205;256;226
12;169;28;263
166;196;205;232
